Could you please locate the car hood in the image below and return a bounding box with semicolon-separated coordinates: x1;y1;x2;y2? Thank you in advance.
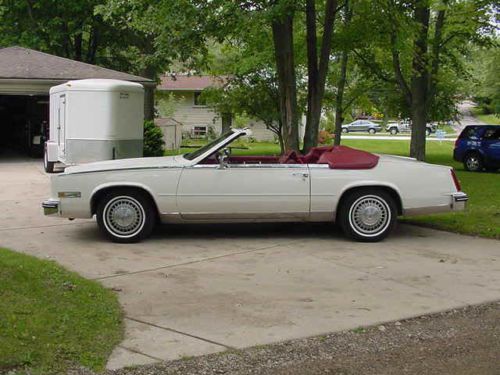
63;155;188;174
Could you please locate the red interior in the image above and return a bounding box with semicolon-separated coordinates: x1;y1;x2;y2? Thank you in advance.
198;146;379;169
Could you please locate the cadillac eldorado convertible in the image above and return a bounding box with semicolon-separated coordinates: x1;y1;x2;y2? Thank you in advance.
42;128;467;243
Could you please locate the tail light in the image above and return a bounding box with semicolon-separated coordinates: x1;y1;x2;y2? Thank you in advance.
451;169;461;191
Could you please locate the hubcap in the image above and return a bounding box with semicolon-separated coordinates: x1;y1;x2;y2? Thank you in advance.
349;195;390;237
466;156;479;170
103;196;145;237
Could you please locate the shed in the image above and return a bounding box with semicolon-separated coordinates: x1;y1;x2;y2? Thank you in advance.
0;46;154;157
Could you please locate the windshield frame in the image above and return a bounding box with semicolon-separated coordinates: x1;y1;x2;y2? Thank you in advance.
183;130;241;161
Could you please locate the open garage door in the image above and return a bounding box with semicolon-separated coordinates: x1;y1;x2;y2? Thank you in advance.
0;95;49;158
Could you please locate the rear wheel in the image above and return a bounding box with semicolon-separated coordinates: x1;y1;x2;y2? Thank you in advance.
390;128;398;135
463;152;483;172
338;189;397;242
426;128;432;136
96;189;156;243
43;144;55;173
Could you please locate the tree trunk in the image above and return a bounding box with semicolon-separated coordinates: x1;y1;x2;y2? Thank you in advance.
302;0;338;153
334;49;349;146
272;13;299;152
221;112;232;133
409;2;430;161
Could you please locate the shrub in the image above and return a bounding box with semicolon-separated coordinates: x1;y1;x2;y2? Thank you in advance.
318;130;333;145
143;120;165;157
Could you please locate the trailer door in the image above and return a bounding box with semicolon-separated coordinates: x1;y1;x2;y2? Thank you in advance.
57;94;66;158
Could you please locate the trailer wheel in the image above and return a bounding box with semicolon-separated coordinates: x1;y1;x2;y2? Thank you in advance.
44;144;55;173
96;189;156;243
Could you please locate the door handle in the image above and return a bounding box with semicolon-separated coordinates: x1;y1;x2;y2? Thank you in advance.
292;172;309;178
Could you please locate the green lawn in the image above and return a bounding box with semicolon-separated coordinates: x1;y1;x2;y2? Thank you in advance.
0;248;123;374
470;107;500;125
167;138;499;239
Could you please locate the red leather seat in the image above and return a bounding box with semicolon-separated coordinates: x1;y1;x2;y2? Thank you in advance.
279;150;303;164
302;146;334;164
317;146;379;169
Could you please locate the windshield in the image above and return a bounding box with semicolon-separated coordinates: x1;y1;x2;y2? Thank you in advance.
183;131;235;161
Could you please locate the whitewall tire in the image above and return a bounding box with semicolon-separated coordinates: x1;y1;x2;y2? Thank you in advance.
338;189;397;242
96;189;156;243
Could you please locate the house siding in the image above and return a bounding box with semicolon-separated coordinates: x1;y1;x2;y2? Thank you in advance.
156;90;276;141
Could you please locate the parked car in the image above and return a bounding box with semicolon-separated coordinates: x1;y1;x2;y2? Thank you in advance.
342;120;382;134
386;120;436;136
453;125;500;172
43;128;467;243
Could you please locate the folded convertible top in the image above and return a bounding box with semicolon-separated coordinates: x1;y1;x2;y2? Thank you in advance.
317;146;379;169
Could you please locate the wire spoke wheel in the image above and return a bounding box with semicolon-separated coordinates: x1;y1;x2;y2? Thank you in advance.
348;195;391;237
103;196;145;238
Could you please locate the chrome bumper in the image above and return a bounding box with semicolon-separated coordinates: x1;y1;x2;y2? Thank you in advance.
451;192;468;211
42;199;60;216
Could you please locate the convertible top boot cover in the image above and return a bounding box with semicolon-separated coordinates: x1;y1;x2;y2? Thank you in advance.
317;146;379;169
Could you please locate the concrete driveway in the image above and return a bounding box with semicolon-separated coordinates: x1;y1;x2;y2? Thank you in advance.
1;157;499;370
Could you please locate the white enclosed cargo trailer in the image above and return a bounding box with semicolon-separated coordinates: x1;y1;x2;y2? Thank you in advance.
44;79;144;173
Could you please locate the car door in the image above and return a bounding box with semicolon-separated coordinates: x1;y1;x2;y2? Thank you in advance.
351;120;362;132
482;127;500;164
176;162;310;220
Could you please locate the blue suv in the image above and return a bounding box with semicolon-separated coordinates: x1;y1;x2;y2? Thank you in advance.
454;125;500;172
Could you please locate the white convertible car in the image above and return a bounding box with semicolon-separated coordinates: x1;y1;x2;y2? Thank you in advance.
43;128;467;243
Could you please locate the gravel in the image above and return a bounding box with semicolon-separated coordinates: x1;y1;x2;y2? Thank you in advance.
85;302;500;375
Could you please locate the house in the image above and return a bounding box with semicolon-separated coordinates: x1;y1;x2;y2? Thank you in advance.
155;74;276;149
0;46;154;157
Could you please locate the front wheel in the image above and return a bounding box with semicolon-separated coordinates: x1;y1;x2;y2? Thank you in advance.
96;189;156;243
390;128;398;135
342;128;349;133
426;128;432;137
368;128;376;134
338;189;397;242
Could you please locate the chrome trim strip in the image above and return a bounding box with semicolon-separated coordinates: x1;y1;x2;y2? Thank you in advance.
188;164;308;169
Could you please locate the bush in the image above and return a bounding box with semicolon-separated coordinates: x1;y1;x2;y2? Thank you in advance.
143;120;165;157
318;130;333;145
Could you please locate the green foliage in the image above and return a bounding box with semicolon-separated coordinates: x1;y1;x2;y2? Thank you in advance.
143;120;165;157
156;92;181;118
0;247;123;374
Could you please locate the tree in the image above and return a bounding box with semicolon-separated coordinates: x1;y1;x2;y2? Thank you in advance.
355;0;497;160
203;72;286;152
0;0;121;65
302;0;339;153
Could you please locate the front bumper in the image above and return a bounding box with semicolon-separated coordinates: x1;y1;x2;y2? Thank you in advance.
42;199;60;216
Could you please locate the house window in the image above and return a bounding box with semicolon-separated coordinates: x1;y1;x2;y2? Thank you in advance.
193;92;206;106
192;126;207;138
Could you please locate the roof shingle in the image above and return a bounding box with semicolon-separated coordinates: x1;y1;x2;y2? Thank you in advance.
0;46;152;83
158;74;224;91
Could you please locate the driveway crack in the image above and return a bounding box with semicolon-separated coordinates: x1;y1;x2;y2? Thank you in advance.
125;316;235;350
94;240;305;281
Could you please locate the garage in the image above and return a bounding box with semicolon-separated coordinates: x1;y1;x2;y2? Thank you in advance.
0;46;154;158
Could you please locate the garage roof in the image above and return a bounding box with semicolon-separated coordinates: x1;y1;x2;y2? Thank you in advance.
0;46;152;83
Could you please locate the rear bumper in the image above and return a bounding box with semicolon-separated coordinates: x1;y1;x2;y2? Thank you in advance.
42;199;60;216
403;192;468;216
452;192;468;211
